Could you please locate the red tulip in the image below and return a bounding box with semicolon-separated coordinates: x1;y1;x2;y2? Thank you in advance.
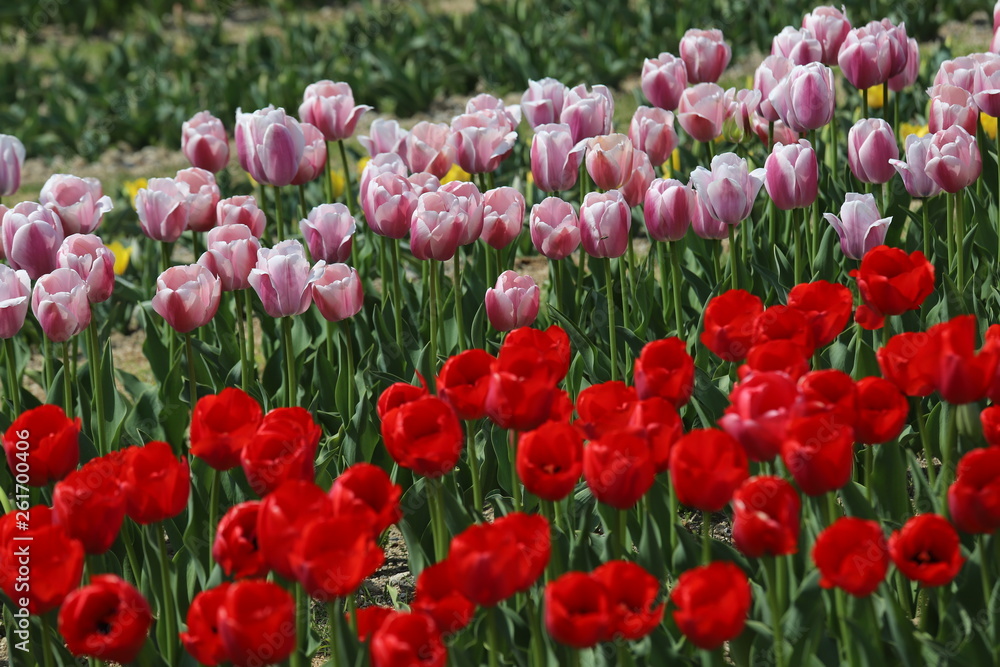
328;462;402;533
371;612;447;667
752;305;816;357
701;289;764;362
813;517;889;597
633;338;695;407
190;388;264;470
670;561;751;650
780;414;854;496
739;340;811;382
629;397;684;473
52;456;125;554
355;606;398;641
412;559;476;635
584;431;657;509
377;381;428;419
948;448;1000;534
213;501;268;579
575;381;638;439
877;331;938;397
544;572;610;648
854;376;908;444
502;325;571;381
0;505;84;614
289;514;384;600
217;580;296;667
257;480;332;580
516;421;584;501
786;280;854;347
181;584;232;666
982;406;1000;447
927;315;999;405
3;404;80;486
591;561;664;641
670;429;749;511
382;396;464;478
719;371;798;462
889;514;964;587
485;346;562;432
448;512;550;606
851;246;935;318
731;476;801;557
121;441;190;524
438;349;496;420
797;369;857;427
58;574;152;663
240;407;321;496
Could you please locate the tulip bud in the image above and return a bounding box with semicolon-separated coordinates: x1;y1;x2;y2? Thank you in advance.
679;29;732;83
974;55;1000;118
481;187;525;249
39;174;113;235
217;195;266;238
769;63;835;133
530;123;586;193
677;83;727;143
135;178;190;242
2;202;64;279
451;111;517;175
620;151;655;208
311;263;364;323
359;118;407;158
585;134;634;190
362;172;417;240
924;125;982;193
934;56;978;94
764;140;818;210
628;107;677;168
235;106;306;187
754;55;795;123
0;264;31;338
580;190;631;258
823;193;891;260
927;84;978;135
248;240;320;318
298;80;372;142
410;191;464;261
771;26;822;65
560;84;614;143
847;118;899;184
32;269;92;341
802;5;852;65
0;135;26;197
299;203;355;263
644;178;693;242
530;197;580;260
641;53;688;110
690;153;765;225
400;122;454;178
290;123;328;186
198;224;261;291
889;134;943;198
152;264;221;333
175;168;221;233
181;111;230;173
838;24;893;91
439;180;484;246
56;234;116;303
521;78;570;128
485;271;540;332
690;190;728;240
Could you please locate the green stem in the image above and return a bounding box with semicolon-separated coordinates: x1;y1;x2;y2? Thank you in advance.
914;398;937;489
291;584;305;667
604;258;618;382
337;140;355;211
486;607;501;667
702;510;712;564
155;525;177;667
941;404;957;506
378;235;389;306
956;191;966;290
922;201;931;262
234;293;249;393
39;614;56;667
324;141;335;204
207;468;220;575
391;239;405;356
42;337;53;399
466;425;483;517
86;323;107;453
345;593;357;634
836;589;855;667
243;290;256;380
327;599;341;667
668;481;679;563
122;521;141;585
996;128;1000;264
864;445;874;504
980;534;993;608
326;319;336;369
765;557;786;667
3;337;19;416
526;596;546;667
185;333;197;416
428;260;439;379
616;508;628;559
340;320;355;413
793;209;803;285
728;224;739;291
657;242;669;328
509;429;522;512
62;341;72;417
574;252;586;314
272;186;285;243
453;251;466;350
669;241;684;337
282;317;295;408
428;477;448;562
946;192;955;282
861;88;869;119
297;183;309;226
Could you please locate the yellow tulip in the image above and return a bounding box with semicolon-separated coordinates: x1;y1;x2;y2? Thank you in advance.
440;163;472;184
662;148;682;178
106;240;133;276
330;170;346;199
122;178;148;206
864;86;884;110
899;122;929;141
982;113;998;141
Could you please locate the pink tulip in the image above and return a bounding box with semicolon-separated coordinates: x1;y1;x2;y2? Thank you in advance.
769;62;835;133
764;140;818;210
690;153;766;225
299;203;355;263
135;178;190;242
579;190;631;258
198;224;261;291
235;106;305;187
753;118;799;146
879;19;910;78
823;193;891;260
485;271;540;332
297;80;371;142
644;178;694;242
677;83;727;143
927;84;978;135
802;5;852;65
439;181;484;246
679;28;732;83
754;55;795;123
0;204;6;260
995;0;1000;31
32;268;91;340
181;111;230;173
629;107;677;167
481;187;525;249
409;172;441;196
772;26;822;65
992;29;1000;55
217;195;266;238
974;56;1000;118
465;94;521;131
521;78;570;128
56;234;116;303
888;38;919;92
400;122;454;179
530;197;580;260
362;172;417;240
152;264;221;333
585;134;634;190
311;263;364;323
0;264;31;338
620;151;655;208
291;123;328;186
2;202;64;279
248;240;320;318
723;88;762;143
690;190;728;240
934;56;978;94
450;111;517;175
530;123;587;193
39;174;112;235
0;135;25;197
641;53;688;111
924;125;982;193
175;168;221;233
837;24;893;91
889;134;943;199
560;84;614;143
359;119;407;158
410;191;465;261
359;153;408;205
847;118;899;184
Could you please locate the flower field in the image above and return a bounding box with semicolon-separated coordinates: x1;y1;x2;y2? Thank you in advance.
6;2;1000;667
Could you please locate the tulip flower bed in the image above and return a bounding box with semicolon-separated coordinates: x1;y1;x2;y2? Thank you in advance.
9;4;1000;667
